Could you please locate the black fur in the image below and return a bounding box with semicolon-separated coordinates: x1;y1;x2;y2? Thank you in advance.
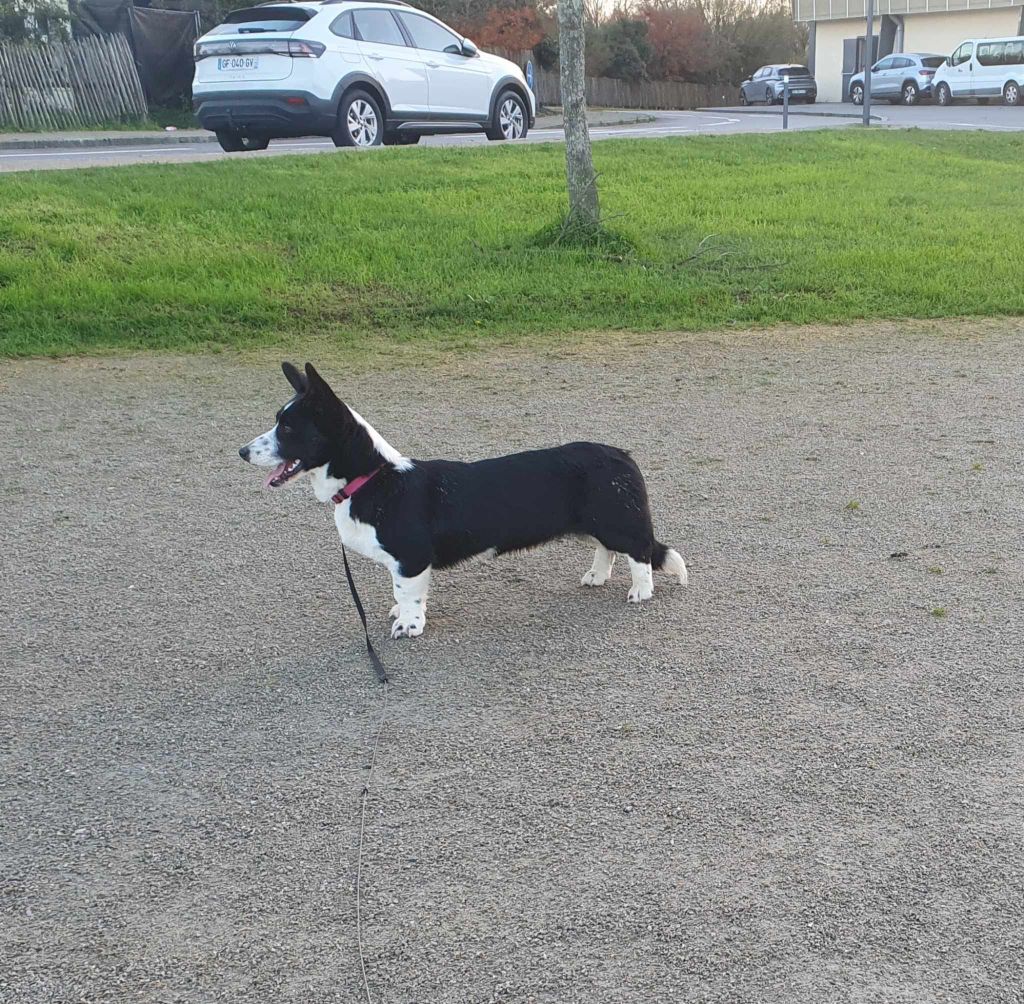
251;362;674;581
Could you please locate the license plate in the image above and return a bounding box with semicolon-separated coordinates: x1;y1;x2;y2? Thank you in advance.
793;89;806;94
217;56;259;71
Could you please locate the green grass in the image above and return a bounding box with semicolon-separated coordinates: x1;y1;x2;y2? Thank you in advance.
2;129;1024;357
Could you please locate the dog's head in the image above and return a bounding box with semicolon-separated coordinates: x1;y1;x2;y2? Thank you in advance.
238;362;343;489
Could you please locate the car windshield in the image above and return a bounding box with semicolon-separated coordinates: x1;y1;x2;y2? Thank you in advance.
781;65;810;76
210;6;314;34
921;56;945;68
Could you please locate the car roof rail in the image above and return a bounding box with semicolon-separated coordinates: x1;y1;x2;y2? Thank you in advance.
320;0;412;6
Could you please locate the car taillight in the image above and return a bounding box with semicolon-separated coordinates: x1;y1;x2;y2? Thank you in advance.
919;69;935;75
194;38;324;59
287;39;325;58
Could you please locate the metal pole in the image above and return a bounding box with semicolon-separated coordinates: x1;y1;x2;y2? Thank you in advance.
782;75;789;129
863;0;874;126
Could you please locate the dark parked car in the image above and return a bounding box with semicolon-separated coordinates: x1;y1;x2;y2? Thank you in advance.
849;53;945;105
739;64;817;105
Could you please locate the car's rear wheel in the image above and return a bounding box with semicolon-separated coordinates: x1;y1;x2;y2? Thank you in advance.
738;88;748;106
901;82;919;105
765;87;775;105
1003;81;1020;105
936;82;953;106
333;89;383;148
851;83;864;105
486;90;528;141
215;130;269;152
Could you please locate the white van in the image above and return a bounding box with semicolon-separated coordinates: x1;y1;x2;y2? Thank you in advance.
933;35;1024;106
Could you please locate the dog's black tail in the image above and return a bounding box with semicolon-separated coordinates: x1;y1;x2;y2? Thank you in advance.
653;541;688;585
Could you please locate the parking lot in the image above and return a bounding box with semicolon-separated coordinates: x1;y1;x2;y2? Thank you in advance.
3;321;1023;1003
717;100;1024;131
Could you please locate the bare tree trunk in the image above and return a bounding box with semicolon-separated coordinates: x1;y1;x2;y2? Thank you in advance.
557;0;599;227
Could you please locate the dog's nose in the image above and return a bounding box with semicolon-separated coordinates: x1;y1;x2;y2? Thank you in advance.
239;445;250;461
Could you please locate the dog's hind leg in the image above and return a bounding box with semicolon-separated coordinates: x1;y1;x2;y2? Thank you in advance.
390;566;431;639
581;543;616;587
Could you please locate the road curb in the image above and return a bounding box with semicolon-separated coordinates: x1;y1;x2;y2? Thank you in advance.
0;112;657;151
535;111;656;129
0;132;219;151
700;106;885;121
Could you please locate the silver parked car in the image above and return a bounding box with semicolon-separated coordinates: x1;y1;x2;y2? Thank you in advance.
849;53;946;105
739;64;817;105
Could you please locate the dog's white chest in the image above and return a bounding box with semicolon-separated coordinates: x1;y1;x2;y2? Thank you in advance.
333;501;398;573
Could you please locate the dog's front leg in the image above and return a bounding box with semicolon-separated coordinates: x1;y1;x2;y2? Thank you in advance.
389;566;431;639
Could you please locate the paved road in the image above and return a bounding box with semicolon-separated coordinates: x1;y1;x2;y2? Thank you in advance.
3;321;1023;1002
0;110;845;172
4;102;1022;172
3;100;1022;173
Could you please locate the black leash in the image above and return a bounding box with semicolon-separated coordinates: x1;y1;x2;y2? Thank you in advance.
340;543;390;1003
342;544;389;684
355;678;388;1004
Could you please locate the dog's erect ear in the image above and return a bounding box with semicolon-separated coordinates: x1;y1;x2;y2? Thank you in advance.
282;361;307;394
304;363;337;401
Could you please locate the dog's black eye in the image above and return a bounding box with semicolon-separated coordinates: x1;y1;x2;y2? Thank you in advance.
279;423;291;435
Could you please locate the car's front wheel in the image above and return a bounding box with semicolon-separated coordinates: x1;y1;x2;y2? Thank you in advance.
936;82;953;106
851;83;864;105
333;89;383;148
1003;81;1021;105
215;130;269;152
486;90;528;141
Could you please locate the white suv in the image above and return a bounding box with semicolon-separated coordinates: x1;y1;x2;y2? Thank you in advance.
193;0;535;150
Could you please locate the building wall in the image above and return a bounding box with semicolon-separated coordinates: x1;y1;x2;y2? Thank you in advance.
814;17;866;100
906;6;1021;54
812;6;1023;101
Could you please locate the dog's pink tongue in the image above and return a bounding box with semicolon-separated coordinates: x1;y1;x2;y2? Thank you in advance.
264;462;288;489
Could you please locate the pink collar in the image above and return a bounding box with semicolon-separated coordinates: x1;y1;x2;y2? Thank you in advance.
331;465;383;505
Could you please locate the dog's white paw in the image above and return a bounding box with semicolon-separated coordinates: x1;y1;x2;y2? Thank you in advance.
627;584;653;603
391;613;425;639
390;602;426;620
581;569;610;587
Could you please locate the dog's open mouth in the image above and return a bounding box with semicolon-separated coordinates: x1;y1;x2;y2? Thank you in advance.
264;459;303;489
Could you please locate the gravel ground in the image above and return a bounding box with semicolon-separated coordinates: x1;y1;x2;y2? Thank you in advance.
2;321;1023;1004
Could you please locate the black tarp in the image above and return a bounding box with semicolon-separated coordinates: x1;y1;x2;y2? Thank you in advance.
127;7;199;104
74;0;131;37
74;1;200;105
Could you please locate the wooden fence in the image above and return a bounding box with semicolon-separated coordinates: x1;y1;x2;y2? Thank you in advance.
0;34;148;132
491;49;734;110
535;67;734;109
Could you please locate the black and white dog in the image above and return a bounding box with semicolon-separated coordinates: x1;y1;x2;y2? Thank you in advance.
240;363;688;639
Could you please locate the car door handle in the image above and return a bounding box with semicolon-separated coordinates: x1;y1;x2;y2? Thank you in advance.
426;60;439;67
367;52;383;60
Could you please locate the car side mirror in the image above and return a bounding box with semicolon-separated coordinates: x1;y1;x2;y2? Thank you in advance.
461;38;478;57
